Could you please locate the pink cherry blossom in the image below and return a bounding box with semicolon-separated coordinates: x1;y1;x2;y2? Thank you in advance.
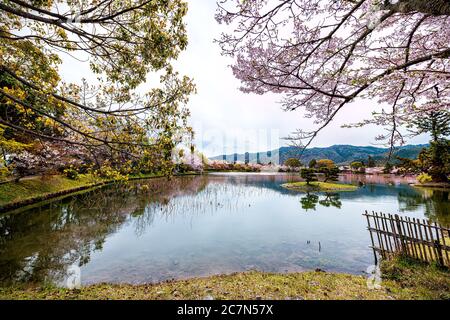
216;0;450;151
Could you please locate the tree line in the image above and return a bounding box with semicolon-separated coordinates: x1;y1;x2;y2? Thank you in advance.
283;110;450;183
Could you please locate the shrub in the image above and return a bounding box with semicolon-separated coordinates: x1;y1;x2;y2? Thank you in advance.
91;162;128;181
316;159;335;169
320;167;339;182
301;168;317;185
176;163;194;173
64;167;79;180
0;160;12;180
308;159;317;168
383;162;393;174
417;173;433;184
350;161;363;169
284;158;302;168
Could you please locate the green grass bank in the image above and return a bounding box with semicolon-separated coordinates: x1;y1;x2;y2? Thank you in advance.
0;173;196;213
1;257;448;300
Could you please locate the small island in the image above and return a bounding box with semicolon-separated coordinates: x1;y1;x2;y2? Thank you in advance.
282;181;358;192
281;166;358;192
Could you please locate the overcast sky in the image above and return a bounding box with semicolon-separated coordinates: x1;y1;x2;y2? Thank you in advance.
60;0;430;157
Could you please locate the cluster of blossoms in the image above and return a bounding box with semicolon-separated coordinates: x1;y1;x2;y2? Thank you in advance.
208;160;262;172
183;152;205;171
216;0;450;149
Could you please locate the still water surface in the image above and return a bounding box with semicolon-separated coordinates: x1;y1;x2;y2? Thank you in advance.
0;173;448;286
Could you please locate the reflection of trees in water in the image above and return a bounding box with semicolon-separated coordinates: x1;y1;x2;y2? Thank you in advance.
319;194;343;209
339;174;416;185
0;175;268;285
398;188;450;227
300;193;342;211
131;176;214;235
0;176;214;285
300;193;319;211
131;177;283;235
207;173;303;195
0;196;128;285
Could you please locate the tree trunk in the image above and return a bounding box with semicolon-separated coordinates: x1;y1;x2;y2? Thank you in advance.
383;0;450;16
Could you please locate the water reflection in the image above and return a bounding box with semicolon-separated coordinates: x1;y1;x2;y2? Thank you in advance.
0;194;127;285
398;188;450;227
0;177;210;286
0;173;448;287
319;193;343;209
299;193;343;211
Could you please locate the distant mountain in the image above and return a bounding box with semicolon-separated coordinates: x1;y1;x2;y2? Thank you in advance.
210;144;428;166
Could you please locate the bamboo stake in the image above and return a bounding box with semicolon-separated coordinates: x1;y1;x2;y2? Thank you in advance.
365;210;378;265
400;216;413;257
385;213;395;252
421;219;435;262
406;217;418;259
395;214;407;255
416;219;428;262
426;219;438;263
436;222;449;267
373;212;386;257
380;213;392;253
412;218;424;261
389;213;400;252
432;222;445;267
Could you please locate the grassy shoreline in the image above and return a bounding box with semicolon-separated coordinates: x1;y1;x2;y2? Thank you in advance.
1;257;448;300
0;172;198;213
412;182;450;190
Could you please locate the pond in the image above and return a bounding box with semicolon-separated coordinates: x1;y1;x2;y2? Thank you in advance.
0;173;449;287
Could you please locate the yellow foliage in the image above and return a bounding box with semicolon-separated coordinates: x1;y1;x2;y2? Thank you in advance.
0;160;12;180
417;173;433;184
316;159;335;169
0;125;30;152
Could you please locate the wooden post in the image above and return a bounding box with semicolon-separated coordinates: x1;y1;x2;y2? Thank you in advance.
422;219;435;262
365;211;378;265
406;217;418;259
379;213;392;253
412;218;424;261
434;240;445;267
374;212;386;257
383;213;396;253
402;216;414;257
389;213;400;252
427;220;438;262
394;214;406;255
416;219;428;262
437;222;449;267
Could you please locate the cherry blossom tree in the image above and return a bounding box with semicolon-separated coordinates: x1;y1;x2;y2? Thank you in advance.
216;0;450;155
